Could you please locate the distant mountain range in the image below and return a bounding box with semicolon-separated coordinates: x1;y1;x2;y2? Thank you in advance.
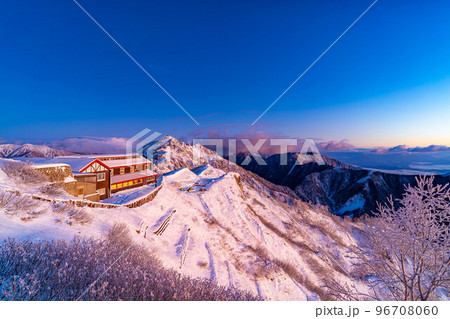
235;152;450;217
0;144;72;158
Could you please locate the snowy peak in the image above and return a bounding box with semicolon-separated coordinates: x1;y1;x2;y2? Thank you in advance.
144;136;225;174
0;144;73;158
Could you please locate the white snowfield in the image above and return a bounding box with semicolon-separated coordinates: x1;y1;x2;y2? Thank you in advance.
0;140;369;300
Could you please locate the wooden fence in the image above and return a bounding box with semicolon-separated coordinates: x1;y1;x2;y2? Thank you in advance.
124;185;163;208
4;185;164;209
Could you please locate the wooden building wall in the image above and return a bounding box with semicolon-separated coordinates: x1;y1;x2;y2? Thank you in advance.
95;172;110;200
72;174;100;202
80;162;110;200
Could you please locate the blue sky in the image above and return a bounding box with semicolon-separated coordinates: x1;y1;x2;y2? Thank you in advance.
1;0;449;147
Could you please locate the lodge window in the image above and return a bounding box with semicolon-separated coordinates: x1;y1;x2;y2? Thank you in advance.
111;184;117;190
130;166;135;173
120;167;125;175
97;173;106;181
117;183;123;188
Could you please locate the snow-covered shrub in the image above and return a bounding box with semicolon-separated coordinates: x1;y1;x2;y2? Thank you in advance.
107;223;131;245
250;245;330;300
21;208;46;220
40;167;71;183
1;161;48;184
0;227;258;301
0;190;35;215
269;253;329;300
298;207;349;247
327;176;450;301
51;202;72;214
51;202;93;225
39;183;64;196
67;208;93;225
0;191;16;209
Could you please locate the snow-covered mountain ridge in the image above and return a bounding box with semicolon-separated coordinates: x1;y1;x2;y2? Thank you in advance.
0;144;72;158
0;136;368;300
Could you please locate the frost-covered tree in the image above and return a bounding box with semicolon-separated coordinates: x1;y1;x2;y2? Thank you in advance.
327;176;450;300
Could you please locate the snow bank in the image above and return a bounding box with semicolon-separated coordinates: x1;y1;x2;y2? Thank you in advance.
162;167;198;183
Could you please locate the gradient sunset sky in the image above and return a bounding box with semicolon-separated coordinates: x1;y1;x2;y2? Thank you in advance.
1;0;449;148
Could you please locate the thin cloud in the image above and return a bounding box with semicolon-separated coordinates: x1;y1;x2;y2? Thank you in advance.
317;140;355;152
52;137;128;154
374;144;450;154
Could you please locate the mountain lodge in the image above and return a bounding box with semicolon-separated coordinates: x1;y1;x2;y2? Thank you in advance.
79;154;157;200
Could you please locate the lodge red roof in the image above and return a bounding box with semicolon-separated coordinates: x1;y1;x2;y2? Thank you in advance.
79;154;153;172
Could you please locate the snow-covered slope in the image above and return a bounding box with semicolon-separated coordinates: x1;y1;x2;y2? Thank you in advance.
146;165;362;300
148;135;299;199
0;138;368;300
0;144;72;158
